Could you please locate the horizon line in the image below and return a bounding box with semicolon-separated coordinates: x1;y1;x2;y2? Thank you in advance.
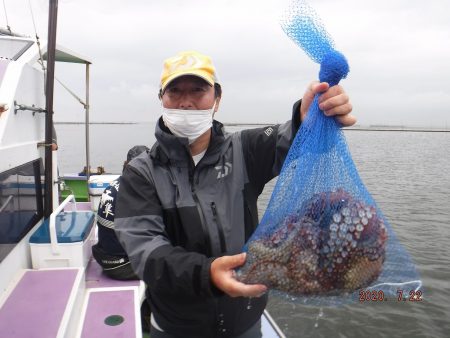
54;121;450;131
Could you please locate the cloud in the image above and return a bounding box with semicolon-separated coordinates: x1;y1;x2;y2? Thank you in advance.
3;0;450;127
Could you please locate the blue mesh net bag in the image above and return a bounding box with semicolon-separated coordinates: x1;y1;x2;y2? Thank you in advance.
236;0;422;305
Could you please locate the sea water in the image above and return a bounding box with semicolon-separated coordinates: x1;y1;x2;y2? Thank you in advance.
55;122;450;338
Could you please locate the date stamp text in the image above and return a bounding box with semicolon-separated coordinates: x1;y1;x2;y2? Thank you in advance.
359;289;423;302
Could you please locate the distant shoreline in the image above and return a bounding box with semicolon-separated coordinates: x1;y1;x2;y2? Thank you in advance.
225;123;450;132
343;127;450;132
54;121;449;132
225;124;450;132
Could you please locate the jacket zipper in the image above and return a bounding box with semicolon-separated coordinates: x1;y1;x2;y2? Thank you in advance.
211;202;227;254
190;171;213;257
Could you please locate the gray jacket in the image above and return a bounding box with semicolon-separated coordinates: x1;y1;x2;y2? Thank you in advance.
115;102;301;337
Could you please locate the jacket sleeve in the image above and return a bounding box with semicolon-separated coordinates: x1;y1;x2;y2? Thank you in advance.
115;165;217;298
241;100;301;195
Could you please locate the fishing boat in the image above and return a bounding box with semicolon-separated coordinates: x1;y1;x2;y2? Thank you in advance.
0;2;285;337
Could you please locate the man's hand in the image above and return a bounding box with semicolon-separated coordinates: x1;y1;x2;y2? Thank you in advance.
0;103;9;115
210;253;267;298
300;81;356;127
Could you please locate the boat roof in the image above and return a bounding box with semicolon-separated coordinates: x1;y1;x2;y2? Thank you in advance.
44;44;92;65
1;34;91;64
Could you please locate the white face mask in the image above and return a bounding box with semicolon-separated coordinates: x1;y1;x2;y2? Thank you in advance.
162;103;216;144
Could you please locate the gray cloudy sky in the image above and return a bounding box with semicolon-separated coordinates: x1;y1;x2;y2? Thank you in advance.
3;0;450;127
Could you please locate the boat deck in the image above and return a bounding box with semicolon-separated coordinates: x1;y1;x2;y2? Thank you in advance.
0;268;83;337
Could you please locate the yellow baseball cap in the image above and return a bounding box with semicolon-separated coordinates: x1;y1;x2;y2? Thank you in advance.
160;51;218;92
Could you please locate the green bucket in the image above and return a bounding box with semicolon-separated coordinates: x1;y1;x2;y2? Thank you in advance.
60;176;89;202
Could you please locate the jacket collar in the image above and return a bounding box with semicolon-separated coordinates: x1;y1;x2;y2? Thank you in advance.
150;117;227;167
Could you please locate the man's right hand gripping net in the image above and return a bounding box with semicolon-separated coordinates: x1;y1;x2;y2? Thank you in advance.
236;0;421;306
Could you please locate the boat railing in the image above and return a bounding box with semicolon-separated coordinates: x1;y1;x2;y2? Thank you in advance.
0;195;13;213
263;309;286;338
49;194;77;254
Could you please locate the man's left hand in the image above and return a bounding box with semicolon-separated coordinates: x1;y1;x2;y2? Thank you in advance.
210;253;267;298
300;81;356;127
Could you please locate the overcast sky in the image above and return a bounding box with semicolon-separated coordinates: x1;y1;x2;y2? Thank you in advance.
3;0;450;127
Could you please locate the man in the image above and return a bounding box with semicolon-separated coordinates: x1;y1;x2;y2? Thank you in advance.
92;145;149;280
115;50;355;338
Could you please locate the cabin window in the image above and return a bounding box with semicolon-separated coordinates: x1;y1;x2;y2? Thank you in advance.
0;38;33;61
0;160;43;263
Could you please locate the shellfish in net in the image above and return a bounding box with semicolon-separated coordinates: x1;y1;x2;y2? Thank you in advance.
236;190;387;295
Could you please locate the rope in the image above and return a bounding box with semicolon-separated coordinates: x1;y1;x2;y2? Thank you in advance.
26;0;85;109
55;77;87;108
2;0;11;33
28;0;46;86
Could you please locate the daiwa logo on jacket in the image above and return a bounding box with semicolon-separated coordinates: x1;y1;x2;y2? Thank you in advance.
215;162;232;179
